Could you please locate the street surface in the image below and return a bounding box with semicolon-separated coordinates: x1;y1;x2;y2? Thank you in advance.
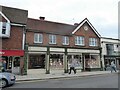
9;73;118;88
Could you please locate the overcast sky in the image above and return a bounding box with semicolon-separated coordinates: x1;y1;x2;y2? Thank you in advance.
0;0;119;39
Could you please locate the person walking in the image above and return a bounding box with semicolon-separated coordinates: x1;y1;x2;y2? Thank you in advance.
110;61;117;73
2;59;7;72
69;59;76;74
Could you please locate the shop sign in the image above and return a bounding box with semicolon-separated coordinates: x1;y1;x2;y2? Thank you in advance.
0;50;24;56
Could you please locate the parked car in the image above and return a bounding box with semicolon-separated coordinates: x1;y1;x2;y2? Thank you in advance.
0;70;16;88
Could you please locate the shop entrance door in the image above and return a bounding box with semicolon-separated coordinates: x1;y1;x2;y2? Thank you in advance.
12;57;20;74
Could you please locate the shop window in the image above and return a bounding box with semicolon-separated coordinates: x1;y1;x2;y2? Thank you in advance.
14;57;20;67
67;55;83;69
85;55;100;69
50;54;63;69
29;55;45;69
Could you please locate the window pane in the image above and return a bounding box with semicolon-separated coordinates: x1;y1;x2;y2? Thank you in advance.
34;34;38;42
89;38;97;46
49;35;56;44
2;22;6;34
63;36;69;45
75;36;84;45
34;33;43;43
39;34;43;43
62;36;65;44
49;35;52;43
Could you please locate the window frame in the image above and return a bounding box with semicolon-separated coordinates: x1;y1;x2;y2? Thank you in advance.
49;34;56;44
75;36;85;46
34;33;43;43
89;38;98;46
2;22;7;34
62;36;69;45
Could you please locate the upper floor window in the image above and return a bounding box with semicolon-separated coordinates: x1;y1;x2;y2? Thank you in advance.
75;36;84;46
34;33;43;43
2;22;6;34
49;35;56;44
106;44;114;55
89;38;98;46
62;36;69;45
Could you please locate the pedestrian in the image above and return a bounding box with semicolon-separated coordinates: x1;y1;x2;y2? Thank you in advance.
104;62;109;71
2;59;7;72
69;59;76;74
110;61;117;73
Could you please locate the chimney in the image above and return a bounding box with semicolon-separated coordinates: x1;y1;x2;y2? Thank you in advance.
74;23;79;26
39;16;45;20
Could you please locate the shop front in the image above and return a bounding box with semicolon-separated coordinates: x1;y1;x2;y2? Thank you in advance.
28;54;45;69
68;49;101;71
104;55;120;69
27;46;101;74
0;50;24;74
67;54;83;71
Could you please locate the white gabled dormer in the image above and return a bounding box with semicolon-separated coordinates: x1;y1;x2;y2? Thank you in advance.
0;11;11;38
72;18;101;38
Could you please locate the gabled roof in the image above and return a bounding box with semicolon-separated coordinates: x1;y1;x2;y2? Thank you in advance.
0;5;28;25
72;18;101;37
27;18;101;37
26;18;77;35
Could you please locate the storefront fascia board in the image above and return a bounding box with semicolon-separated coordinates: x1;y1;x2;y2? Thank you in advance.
28;51;46;54
50;48;65;52
68;53;82;55
67;49;100;53
28;47;47;52
90;53;100;55
0;50;24;56
50;52;64;54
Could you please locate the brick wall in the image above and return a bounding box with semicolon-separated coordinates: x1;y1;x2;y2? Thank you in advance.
2;26;24;50
26;23;100;49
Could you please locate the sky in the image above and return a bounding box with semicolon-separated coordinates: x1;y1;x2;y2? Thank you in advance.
0;0;119;39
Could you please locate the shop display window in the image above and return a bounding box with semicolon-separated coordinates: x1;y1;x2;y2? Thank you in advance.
50;54;63;69
29;55;45;69
67;55;83;69
85;55;100;68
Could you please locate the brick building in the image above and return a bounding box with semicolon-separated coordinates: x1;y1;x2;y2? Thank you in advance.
0;5;102;75
0;5;28;74
26;17;102;74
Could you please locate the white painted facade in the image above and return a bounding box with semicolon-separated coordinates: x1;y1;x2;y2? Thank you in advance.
101;37;120;69
0;11;11;38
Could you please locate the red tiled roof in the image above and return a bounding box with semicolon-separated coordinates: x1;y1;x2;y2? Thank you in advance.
26;18;77;35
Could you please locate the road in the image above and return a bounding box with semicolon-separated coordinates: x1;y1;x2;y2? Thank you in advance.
9;73;118;88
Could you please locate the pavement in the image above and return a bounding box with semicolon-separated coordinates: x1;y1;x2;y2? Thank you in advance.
15;70;118;82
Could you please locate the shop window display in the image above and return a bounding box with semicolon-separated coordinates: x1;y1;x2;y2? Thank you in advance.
85;55;100;68
50;54;63;69
29;55;45;69
67;55;82;69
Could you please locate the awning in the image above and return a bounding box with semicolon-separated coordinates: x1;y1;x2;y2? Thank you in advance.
0;50;24;56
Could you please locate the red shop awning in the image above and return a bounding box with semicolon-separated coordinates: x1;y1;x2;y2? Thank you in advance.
0;50;24;56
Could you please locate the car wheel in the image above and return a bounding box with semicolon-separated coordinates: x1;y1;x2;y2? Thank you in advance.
0;79;8;88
